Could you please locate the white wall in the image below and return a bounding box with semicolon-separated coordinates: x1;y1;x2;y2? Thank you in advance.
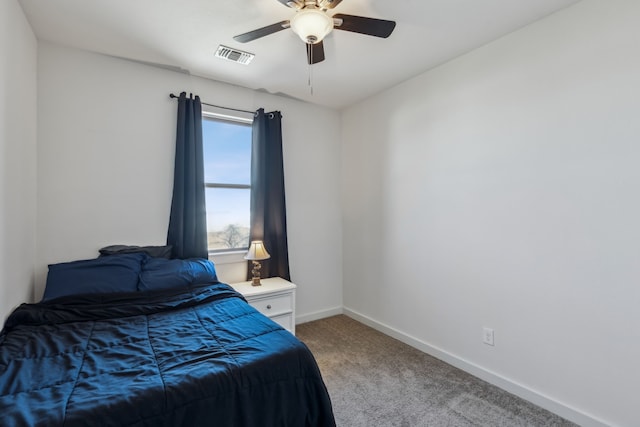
341;1;639;426
36;43;342;321
0;0;37;321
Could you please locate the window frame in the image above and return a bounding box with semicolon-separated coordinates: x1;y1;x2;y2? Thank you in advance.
201;106;254;258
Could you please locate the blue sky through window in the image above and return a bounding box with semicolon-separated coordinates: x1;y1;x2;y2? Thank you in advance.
203;119;251;185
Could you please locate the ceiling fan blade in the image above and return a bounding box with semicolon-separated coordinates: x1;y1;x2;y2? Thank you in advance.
306;41;326;64
318;0;344;9
233;21;290;43
333;14;396;38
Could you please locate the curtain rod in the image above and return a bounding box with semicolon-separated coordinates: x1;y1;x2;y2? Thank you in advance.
169;93;255;115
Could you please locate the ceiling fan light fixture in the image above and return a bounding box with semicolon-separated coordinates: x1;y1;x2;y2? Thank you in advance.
290;9;333;44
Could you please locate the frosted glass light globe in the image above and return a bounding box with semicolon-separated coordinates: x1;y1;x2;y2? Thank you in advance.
290;9;334;44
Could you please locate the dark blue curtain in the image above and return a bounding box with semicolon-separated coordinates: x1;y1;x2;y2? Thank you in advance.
248;109;290;281
167;92;208;259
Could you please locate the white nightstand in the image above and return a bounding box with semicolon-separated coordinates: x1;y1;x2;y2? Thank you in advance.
230;277;296;335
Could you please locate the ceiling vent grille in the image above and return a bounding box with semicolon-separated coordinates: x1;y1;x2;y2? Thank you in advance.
215;45;254;65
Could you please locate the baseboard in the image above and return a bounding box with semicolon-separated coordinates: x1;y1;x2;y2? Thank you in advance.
343;307;611;427
296;306;343;325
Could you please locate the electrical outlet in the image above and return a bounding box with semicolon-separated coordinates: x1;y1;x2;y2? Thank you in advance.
483;327;495;346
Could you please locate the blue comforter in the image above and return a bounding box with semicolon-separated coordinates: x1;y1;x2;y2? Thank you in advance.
0;283;335;427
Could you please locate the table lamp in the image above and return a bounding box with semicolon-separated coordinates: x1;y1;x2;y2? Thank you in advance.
244;240;271;286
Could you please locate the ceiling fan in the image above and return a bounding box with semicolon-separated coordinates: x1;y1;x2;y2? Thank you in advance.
233;0;396;65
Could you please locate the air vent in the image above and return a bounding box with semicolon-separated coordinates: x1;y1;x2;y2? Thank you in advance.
215;45;254;65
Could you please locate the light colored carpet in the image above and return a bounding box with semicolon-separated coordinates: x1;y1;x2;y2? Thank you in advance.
296;315;577;427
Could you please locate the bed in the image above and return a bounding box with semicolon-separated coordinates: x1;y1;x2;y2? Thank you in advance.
0;250;335;427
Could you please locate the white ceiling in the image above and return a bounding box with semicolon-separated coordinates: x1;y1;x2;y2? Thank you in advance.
18;0;580;109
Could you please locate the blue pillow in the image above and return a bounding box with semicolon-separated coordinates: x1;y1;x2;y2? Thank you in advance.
43;253;147;301
138;258;218;292
99;244;173;259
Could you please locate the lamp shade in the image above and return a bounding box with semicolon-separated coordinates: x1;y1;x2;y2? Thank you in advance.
290;9;334;44
244;240;271;261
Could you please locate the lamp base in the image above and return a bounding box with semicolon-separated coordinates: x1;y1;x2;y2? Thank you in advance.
251;260;262;286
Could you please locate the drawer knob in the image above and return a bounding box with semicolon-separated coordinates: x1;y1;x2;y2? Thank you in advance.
266;304;272;310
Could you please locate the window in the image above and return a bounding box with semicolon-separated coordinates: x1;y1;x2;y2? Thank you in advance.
202;111;253;253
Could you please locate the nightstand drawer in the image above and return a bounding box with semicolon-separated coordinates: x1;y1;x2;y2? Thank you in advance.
249;293;293;317
271;313;294;332
229;277;297;335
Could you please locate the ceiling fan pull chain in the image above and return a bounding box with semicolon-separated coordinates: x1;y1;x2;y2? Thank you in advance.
308;44;314;95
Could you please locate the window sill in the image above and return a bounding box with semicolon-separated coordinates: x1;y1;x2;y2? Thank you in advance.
209;250;247;265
